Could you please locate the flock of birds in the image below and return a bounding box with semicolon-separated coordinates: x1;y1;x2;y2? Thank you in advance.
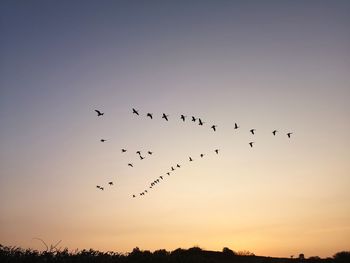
131;149;220;198
93;109;293;197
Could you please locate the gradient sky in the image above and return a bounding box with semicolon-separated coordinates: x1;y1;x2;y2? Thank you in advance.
1;0;350;258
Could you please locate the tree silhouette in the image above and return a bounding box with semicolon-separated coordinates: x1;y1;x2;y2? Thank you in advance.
333;251;350;263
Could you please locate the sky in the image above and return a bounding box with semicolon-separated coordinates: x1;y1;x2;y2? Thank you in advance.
0;0;350;258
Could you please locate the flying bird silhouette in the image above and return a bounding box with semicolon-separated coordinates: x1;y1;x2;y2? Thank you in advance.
139;156;145;160
250;129;256;135
95;110;104;116
234;123;239;129
148;151;153;155
287;132;293;138
146;113;153;119
198;118;204;126
132;108;140;115
272;130;278;136
166;172;170;176
133;194;136;198
136;151;141;155
211;125;217;131
200;154;204;158
108;182;113;186
181;115;186;122
192;116;197;122
215;149;219;154
176;164;181;168
128;163;133;167
162;113;169;121
121;149;127;153
132;108;139;115
100;139;106;142
189;157;193;161
171;166;175;171
249;142;254;147
159;176;163;180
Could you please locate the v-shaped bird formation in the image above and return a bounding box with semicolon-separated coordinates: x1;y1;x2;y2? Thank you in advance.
93;108;293;197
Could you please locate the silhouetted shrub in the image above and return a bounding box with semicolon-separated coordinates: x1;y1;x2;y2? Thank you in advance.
222;247;236;256
333;251;350;263
187;246;203;254
309;256;322;261
237;250;255;256
154;249;169;257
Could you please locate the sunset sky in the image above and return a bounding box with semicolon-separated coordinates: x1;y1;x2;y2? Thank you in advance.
1;0;349;258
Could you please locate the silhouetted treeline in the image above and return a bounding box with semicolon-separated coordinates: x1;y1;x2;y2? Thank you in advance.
1;244;349;263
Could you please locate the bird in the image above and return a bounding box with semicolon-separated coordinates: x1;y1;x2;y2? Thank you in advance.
145;190;148;193
211;125;217;131
180;115;186;122
272;130;278;136
96;185;101;189
215;149;219;154
176;164;181;168
148;151;153;155
162;113;169;121
139;156;145;160
132;108;139;115
192;116;197;122
100;139;106;142
189;157;193;161
146;113;153;119
287;132;293;138
95;110;104;116
171;166;175;171
100;187;104;191
121;149;127;153
166;172;170;176
132;194;136;198
159;176;163;180
234;123;239;129
250;129;256;135
249;142;254;147
198;118;204;126
128;163;133;167
200;154;204;158
108;182;113;186
136;151;141;155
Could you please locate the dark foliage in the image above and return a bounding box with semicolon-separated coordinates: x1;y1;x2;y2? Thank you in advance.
333;251;350;263
0;244;346;263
